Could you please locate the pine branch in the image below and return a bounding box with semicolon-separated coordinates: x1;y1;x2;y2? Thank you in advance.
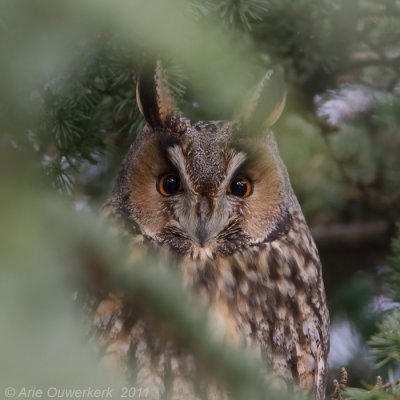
387;228;400;302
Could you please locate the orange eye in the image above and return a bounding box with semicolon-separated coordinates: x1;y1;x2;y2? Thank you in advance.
157;173;182;196
228;176;253;198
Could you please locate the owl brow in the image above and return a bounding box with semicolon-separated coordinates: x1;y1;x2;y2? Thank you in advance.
231;141;267;173
166;145;194;191
219;152;248;191
157;136;180;159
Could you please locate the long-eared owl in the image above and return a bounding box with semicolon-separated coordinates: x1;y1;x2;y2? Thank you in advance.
93;61;330;400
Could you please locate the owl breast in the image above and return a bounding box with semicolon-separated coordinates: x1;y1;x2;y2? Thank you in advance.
171;208;328;398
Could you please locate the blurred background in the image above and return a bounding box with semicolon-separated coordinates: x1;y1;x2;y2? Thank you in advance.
1;0;399;398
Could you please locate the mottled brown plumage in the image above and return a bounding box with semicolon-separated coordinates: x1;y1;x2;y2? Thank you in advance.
91;61;329;399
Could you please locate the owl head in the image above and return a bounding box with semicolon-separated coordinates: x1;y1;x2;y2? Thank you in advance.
110;62;296;259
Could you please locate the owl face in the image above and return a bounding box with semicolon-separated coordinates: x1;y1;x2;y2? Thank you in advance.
115;62;289;258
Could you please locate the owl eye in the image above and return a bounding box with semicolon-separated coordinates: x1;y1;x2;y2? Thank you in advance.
228;176;253;198
157;173;183;196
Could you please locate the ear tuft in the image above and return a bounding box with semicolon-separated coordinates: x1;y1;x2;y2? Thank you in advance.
136;60;179;129
237;68;286;132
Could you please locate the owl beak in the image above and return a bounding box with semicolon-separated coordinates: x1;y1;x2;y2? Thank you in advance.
197;221;207;247
196;197;210;247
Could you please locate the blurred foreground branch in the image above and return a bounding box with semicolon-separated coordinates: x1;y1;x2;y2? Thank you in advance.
1;173;290;400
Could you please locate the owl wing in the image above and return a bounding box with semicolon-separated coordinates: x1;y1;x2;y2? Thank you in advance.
252;222;329;398
295;263;330;398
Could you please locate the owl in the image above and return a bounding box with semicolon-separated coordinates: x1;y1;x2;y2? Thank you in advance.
91;61;330;400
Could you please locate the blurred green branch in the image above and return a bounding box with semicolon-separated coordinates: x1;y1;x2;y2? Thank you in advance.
0;171;294;399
